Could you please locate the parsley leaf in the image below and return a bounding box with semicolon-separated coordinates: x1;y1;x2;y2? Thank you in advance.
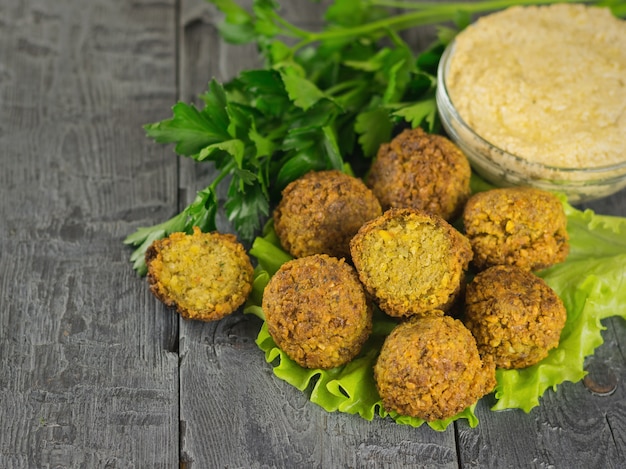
126;0;625;275
354;107;393;158
123;188;217;275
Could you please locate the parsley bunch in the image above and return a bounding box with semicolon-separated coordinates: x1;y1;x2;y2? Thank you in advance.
125;0;624;274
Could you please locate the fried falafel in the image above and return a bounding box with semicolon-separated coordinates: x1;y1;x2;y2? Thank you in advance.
146;226;254;322
350;208;473;318
374;315;496;421
367;127;471;221
464;265;567;369
262;254;373;369
273;170;382;259
462;187;569;271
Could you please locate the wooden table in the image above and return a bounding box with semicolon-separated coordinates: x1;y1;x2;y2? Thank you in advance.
1;1;624;467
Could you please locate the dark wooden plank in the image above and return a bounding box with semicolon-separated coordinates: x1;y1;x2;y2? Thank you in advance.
0;0;180;466
580;189;626;217
4;0;624;466
175;1;458;467
177;313;459;468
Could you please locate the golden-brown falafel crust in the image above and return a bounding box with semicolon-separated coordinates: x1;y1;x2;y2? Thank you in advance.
367;127;471;221
273;170;382;259
350;208;473;318
374;315;496;421
462;187;569;271
464;265;567;369
262;254;373;369
146;226;254;322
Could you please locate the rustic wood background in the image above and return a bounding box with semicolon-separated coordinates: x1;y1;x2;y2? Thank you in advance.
1;0;624;467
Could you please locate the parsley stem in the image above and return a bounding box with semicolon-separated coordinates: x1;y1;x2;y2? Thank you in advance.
324;79;364;97
269;10;314;40
290;0;618;51
371;0;601;10
209;158;237;190
293;10;453;50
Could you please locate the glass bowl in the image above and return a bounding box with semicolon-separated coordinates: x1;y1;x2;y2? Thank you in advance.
436;41;626;204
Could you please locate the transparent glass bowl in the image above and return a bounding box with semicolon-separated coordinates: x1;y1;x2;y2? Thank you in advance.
436;41;626;204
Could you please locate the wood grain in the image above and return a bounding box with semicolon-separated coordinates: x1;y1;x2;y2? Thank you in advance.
176;1;457;467
0;0;179;466
1;0;625;467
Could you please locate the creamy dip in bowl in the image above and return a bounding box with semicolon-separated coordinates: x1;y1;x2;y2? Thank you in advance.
436;4;626;203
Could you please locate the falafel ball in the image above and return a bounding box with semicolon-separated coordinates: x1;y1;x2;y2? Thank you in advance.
262;254;373;369
374;315;496;421
462;187;569;271
350;208;473;318
146;226;254;322
366;127;471;221
273;170;382;259
464;265;567;369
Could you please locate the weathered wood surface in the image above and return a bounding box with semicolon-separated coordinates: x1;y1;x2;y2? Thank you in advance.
0;0;180;467
0;0;624;468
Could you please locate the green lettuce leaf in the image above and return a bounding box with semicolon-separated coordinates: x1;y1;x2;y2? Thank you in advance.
492;202;626;411
245;189;626;427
